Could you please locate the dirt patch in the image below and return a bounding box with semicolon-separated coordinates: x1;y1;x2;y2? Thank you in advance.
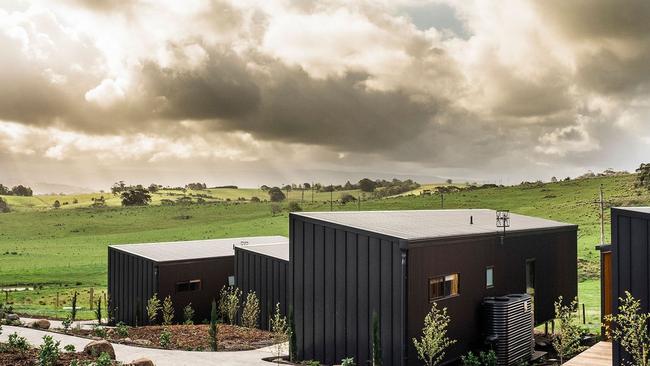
0;348;112;366
66;323;277;351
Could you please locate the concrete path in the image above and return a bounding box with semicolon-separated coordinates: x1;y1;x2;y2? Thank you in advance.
0;325;283;365
20;317;98;330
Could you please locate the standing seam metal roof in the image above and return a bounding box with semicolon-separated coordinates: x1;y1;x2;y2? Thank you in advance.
293;209;575;241
235;241;290;261
109;236;288;262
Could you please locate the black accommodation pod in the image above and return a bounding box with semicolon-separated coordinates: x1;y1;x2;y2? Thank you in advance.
289;209;577;366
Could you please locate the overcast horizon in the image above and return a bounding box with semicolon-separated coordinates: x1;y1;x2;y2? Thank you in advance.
2;0;650;191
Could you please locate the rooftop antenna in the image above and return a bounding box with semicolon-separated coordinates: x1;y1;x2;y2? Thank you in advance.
496;210;510;244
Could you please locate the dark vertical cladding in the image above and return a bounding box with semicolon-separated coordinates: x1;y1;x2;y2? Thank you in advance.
108;247;155;325
234;247;289;330
611;208;650;366
290;214;405;366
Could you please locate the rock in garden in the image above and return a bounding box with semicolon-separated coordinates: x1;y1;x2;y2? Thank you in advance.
128;358;155;366
132;339;152;346
6;314;19;321
84;340;116;359
31;319;51;329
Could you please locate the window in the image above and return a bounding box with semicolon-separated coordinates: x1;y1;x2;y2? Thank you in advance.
486;266;494;288
176;279;202;292
428;273;459;301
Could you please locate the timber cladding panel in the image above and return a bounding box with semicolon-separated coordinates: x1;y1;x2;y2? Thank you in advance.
234;247;289;329
611;207;650;366
290;215;405;366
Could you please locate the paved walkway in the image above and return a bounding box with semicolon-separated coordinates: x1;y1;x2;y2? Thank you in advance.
0;325;282;365
20;317;98;330
563;341;612;366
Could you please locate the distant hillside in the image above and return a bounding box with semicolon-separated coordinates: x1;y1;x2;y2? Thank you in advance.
31;182;94;195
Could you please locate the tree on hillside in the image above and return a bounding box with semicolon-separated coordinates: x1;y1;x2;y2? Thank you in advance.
268;187;286;202
121;188;152;206
636;163;650;190
148;183;159;193
303;183;311;190
359;178;377;192
0;198;10;213
11;185;33;196
0;184;9;195
551;176;558;183
53;200;61;209
446;179;453;184
111;181;127;195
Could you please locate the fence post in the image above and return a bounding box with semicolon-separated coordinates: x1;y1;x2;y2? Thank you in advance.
90;288;94;309
582;303;586;324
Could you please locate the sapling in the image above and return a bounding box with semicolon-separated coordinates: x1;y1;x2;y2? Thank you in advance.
70;291;78;322
146;293;161;325
218;285;242;325
94;297;102;325
269;303;289;365
242;291;260;328
552;296;585;364
183;303;195;325
61;315;72;334
38;335;61;366
162;295;174;325
605;291;650;366
412;302;456;366
208;299;219;351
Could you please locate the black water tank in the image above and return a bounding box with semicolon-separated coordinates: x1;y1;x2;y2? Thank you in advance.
483;294;535;366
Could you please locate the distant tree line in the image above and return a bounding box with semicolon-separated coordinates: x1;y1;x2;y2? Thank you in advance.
0;184;33;196
260;178;421;198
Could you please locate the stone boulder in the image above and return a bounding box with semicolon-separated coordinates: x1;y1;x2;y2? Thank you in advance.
84;340;116;359
128;358;155;366
30;319;50;329
6;314;19;321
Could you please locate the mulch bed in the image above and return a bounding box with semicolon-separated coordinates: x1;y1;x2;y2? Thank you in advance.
0;348;113;366
66;323;277;351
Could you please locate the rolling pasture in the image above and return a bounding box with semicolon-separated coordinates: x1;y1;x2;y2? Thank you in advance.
0;174;643;328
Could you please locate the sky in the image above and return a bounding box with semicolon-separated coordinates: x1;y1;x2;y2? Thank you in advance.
1;0;650;191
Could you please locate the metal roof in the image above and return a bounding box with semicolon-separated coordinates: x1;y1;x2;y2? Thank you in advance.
614;207;650;214
109;236;288;262
235;240;290;261
293;209;576;241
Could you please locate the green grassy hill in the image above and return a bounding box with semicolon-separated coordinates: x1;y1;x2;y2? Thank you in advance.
0;174;643;326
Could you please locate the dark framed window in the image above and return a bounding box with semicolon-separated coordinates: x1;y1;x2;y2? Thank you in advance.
428;273;459;302
176;279;202;292
486;266;494;288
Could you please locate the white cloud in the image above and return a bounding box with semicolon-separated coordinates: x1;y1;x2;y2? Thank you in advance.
84;78;125;108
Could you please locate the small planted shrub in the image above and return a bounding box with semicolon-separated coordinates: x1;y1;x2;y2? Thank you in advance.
116;321;129;338
242;291;260;328
64;344;76;353
8;332;30;353
92;324;107;338
94;297;102;325
208;299;219;352
605;291;650;366
269;303;289;363
71;291;78;322
146;293;161;325
462;350;497;366
160;327;172;349
96;352;112;366
412;302;457;366
162;295;174;325
341;357;356;366
219;286;242;325
38;335;61;366
62;315;72;334
552;296;585;364
183;303;195;325
461;352;481;366
305;361;320;366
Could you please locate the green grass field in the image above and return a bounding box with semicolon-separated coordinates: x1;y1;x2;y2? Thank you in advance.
0;174;644;325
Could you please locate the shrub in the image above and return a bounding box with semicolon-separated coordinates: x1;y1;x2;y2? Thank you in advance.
242;292;260;328
96;352;112;366
183;303;195;325
461;352;480;366
250;196;261;202
218;286;241;325
146;293;161;325
552;296;585;364
209;299;218;351
340;193;356;204
62;315;72;334
8;332;30;352
116;321;129;338
479;350;497;366
269;303;289;362
64;344;76;353
94;297;102;325
412;302;456;366
605;291;650;366
159;327;172;348
341;357;356;366
162;295;174;325
288;201;302;212
0;197;10;213
92;325;107;338
38;335;61;366
270;204;282;216
305;361;320;366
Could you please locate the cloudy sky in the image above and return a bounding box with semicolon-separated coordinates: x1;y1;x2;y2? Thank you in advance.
1;0;650;191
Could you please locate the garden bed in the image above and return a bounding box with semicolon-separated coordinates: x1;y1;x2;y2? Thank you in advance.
0;347;115;366
63;323;277;351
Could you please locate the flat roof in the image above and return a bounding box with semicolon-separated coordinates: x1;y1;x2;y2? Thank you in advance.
110;236;288;262
293;209;576;241
235;240;289;261
614;207;650;214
